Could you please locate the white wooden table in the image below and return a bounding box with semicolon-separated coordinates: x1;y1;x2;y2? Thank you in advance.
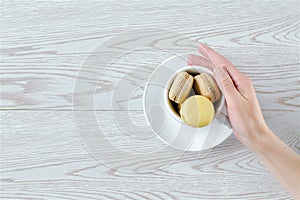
1;1;299;199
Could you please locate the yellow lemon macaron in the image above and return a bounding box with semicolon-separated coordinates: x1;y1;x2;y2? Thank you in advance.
179;95;215;128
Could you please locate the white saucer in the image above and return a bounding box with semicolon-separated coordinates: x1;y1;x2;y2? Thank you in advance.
143;54;232;151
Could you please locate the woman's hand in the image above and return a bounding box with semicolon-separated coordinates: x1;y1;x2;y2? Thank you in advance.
188;43;271;151
188;44;300;199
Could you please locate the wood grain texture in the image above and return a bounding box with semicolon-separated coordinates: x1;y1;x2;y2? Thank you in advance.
1;0;299;111
1;0;300;199
1;111;299;200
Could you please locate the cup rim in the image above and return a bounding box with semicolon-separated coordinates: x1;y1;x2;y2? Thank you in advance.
164;65;225;127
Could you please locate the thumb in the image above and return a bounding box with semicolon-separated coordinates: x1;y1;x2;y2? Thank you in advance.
213;67;239;101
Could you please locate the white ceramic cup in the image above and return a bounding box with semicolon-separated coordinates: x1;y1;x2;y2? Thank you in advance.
164;65;225;126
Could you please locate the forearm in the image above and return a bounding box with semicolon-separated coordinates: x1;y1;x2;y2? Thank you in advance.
254;130;300;199
190;44;300;198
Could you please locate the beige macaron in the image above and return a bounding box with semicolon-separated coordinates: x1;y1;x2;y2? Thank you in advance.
194;73;220;103
168;71;194;104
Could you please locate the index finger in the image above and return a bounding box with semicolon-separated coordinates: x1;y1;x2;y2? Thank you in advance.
198;43;244;86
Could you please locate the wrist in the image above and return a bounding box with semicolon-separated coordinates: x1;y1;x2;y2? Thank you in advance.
251;127;275;157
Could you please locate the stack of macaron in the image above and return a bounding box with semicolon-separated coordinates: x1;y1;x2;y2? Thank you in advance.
168;71;220;128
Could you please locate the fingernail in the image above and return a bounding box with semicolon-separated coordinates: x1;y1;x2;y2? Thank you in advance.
213;67;226;79
214;67;226;74
199;43;210;57
199;43;207;49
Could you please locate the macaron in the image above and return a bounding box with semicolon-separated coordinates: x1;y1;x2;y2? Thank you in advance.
168;71;194;104
179;95;215;128
194;73;220;102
